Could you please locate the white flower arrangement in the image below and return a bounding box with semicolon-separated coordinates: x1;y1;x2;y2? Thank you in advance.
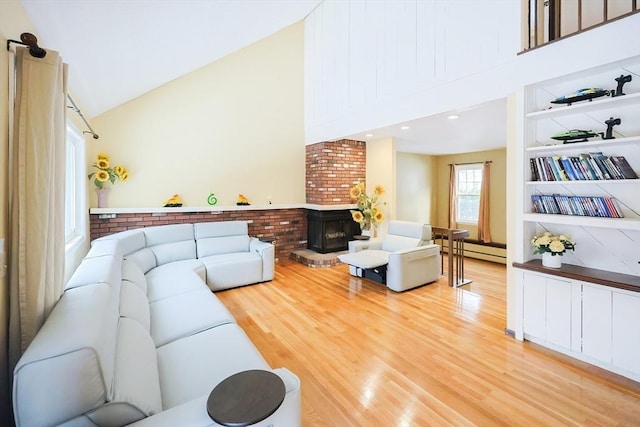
532;232;575;256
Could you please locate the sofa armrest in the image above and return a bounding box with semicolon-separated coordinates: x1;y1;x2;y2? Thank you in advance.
348;238;382;253
127;368;301;427
250;238;275;281
387;244;441;292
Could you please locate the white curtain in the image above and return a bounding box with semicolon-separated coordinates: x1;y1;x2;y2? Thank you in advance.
8;47;67;369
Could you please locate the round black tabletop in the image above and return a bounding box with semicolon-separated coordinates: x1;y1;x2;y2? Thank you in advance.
207;370;286;427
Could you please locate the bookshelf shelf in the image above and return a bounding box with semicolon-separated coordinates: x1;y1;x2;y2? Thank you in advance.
522;213;640;230
525;179;639;185
526;136;640;153
526;91;640;119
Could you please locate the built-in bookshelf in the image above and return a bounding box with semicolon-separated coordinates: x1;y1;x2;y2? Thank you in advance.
514;56;640;382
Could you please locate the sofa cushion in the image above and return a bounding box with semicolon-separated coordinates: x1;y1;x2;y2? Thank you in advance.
143;223;195;246
120;281;151;332
381;235;421;253
13;283;119;427
122;259;148;294
195;221;251;258
125;248;157;274
85;239;123;259
150;288;235;347
146;269;207;303
66;255;123;295
156;323;270;409
150;240;197;266
110;229;147;256
145;259;206;283
200;253;263;291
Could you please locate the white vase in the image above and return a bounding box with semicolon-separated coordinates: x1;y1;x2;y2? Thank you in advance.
96;188;110;208
542;252;562;268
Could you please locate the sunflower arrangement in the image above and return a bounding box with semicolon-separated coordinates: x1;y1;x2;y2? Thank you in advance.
88;153;129;189
349;182;386;231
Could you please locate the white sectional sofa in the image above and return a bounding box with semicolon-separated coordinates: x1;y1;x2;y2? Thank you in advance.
12;221;300;427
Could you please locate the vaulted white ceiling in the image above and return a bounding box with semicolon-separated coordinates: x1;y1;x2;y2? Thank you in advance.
20;0;321;118
19;0;506;154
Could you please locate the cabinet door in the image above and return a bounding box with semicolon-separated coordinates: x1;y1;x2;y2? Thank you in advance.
582;284;612;364
612;292;640;375
546;278;572;349
523;273;546;339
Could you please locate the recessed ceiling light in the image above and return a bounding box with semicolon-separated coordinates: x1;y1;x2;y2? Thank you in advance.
365;133;374;137
400;126;410;130
448;114;459;120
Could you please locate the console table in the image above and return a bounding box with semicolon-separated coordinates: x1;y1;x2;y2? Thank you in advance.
432;227;472;288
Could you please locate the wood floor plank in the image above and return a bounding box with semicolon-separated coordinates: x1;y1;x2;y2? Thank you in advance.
216;257;640;426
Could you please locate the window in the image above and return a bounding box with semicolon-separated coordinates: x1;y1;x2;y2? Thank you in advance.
456;163;483;224
65;122;86;246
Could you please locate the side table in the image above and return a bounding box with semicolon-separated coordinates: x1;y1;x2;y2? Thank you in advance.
207;369;286;427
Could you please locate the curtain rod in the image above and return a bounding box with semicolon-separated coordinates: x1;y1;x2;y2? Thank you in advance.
67;95;99;140
448;161;492;166
8;32;99;140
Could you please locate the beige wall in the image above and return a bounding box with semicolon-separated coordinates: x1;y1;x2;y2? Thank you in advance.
396;152;437;225
434;148;507;244
90;22;305;208
366;137;396;237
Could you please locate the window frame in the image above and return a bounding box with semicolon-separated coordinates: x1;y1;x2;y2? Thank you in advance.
64;121;87;250
455;163;483;225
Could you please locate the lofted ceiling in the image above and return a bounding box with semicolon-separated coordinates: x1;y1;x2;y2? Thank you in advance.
19;0;506;154
20;0;321;118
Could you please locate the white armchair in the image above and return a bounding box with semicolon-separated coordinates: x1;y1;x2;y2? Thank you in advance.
338;220;441;292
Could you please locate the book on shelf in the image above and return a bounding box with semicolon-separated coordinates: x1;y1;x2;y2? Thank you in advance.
530;193;623;218
529;153;637;181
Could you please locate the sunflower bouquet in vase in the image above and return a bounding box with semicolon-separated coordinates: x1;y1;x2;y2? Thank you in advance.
88;153;129;207
349;182;386;237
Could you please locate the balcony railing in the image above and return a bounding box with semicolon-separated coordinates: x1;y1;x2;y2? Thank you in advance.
523;0;638;51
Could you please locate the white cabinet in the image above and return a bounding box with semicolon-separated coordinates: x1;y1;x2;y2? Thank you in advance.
522;272;576;351
612;292;640;375
581;283;613;364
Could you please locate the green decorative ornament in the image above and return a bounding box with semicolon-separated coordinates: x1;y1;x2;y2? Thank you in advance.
207;193;218;206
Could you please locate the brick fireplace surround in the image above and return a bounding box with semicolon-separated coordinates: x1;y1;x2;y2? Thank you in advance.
89;139;366;260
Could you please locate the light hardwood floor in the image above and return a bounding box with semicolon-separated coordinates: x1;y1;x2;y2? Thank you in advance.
216;257;640;426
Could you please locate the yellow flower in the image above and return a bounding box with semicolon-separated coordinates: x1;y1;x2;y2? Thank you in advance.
96;158;110;169
351;211;364;223
97;153;110;161
373;210;384;223
120;172;130;182
114;165;126;177
534;235;551;246
349;185;362;199
373;184;385;196
95;170;110;182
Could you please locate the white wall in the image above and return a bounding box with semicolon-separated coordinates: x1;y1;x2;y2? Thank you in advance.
304;0;520;144
90;22;306;208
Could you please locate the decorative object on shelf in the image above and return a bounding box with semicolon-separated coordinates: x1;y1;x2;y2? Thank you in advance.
207;193;218;206
236;194;250;206
88;153;129;208
551;129;601;144
611;74;632;97
532;232;575;268
348;182;387;235
603;116;621;140
551;87;609;106
88;153;129;190
541;252;562;268
163;194;183;207
96;188;110;208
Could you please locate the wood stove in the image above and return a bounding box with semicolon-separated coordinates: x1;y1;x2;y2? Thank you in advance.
307;209;360;253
